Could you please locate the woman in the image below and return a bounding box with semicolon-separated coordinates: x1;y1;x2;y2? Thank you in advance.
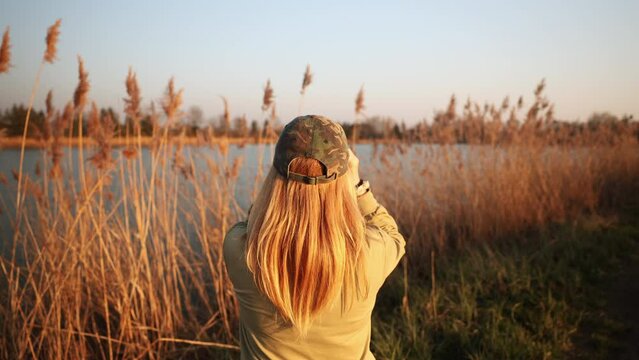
223;115;405;359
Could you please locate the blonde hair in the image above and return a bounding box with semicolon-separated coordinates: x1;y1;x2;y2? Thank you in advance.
246;157;367;335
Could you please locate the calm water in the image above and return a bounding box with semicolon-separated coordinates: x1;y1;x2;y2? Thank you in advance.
0;143;381;205
0;144;382;243
0;142;499;216
0;142;570;248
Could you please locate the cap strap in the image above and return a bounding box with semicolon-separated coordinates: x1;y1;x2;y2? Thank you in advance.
287;171;337;185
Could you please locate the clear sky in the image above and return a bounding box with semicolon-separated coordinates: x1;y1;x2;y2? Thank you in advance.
1;0;637;124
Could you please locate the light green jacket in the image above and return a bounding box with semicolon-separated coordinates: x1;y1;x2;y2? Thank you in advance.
223;189;406;359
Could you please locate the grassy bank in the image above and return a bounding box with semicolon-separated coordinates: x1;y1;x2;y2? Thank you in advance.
372;205;639;359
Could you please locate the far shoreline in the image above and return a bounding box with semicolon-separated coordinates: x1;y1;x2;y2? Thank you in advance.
0;136;395;149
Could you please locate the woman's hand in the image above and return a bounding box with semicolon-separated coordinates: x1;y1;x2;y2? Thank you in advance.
347;148;361;187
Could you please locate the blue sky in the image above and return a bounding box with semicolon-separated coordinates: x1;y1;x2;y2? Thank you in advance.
1;0;637;124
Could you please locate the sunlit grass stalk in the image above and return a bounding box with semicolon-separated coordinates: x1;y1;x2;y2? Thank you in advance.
298;64;312;114
74;56;89;194
353;84;365;151
15;19;61;215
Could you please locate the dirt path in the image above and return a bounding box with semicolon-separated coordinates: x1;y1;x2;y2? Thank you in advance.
607;254;639;359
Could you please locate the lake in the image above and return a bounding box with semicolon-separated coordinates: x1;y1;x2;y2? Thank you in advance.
0;143;386;245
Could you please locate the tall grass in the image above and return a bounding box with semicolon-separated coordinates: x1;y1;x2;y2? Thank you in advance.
0;21;638;359
0;104;246;359
371;144;636;248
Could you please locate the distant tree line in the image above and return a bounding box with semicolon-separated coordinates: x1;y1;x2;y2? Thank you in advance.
1;102;636;146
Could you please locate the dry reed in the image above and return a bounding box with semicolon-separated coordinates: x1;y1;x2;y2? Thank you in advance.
300;64;312;95
15;19;62;217
298;64;313;114
73;56;90;112
352;85;365;146
87;102;114;170
220;96;231;137
43;19;61;63
0;27;11;74
123;67;142;160
261;79;274;112
162;77;183;123
124;68;141;119
355;85;365;115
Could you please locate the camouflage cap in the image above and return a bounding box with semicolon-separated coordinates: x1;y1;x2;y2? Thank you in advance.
273;115;350;185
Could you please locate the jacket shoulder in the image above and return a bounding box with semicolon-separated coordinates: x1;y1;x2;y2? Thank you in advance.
228;221;248;235
223;222;248;257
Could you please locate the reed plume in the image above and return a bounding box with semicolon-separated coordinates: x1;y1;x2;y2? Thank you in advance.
88;102;114;169
534;78;546;98
300;64;312;95
44;19;61;63
220;96;230;136
445;94;456;119
60;101;74;130
262;78;274;111
124;67;141;119
0;27;11;73
501;96;510;110
124;67;142;159
355;85;365;115
352;85;365;147
73;56;89;112
16;19;62;212
160;78;183;170
545;104;554;124
72;56;90;191
163;77;183;122
298;64;313;114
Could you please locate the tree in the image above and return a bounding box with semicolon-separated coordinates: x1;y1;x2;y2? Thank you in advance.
138;114;155;136
186;105;204;136
233;115;249;138
250;120;260;139
0;104;45;137
393;123;401;139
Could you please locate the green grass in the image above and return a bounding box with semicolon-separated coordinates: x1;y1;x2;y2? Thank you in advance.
372;207;639;359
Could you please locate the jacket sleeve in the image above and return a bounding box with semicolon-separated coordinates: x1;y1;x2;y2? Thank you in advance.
357;188;406;279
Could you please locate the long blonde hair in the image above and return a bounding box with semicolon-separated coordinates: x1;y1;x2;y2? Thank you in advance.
246;157;367;334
